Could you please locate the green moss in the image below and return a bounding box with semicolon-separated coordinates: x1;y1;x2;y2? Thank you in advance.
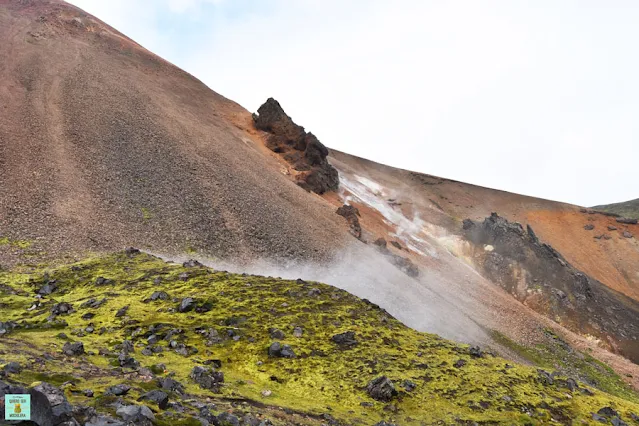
0;236;31;249
140;207;153;221
0;251;638;424
490;330;639;403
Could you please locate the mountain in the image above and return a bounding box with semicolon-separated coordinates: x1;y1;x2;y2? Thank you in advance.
1;1;639;424
0;0;347;266
594;198;639;220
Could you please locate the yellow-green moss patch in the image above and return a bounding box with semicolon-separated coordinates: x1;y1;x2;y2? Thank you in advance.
0;251;638;425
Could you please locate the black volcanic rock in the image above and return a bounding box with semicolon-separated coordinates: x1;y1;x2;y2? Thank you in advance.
336;204;362;239
462;213;639;363
616;217;638;225
253;98;339;194
367;376;397;402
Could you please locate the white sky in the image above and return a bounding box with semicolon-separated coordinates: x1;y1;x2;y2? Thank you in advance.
67;0;639;207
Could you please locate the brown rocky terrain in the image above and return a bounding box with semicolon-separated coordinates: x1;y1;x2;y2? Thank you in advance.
0;0;348;268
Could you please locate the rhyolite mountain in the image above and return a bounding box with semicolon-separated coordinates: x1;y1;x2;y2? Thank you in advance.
1;1;639;425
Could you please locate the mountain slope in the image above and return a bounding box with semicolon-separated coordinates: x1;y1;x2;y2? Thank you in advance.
0;0;348;266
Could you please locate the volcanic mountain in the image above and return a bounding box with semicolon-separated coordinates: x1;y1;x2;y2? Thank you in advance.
2;1;639;424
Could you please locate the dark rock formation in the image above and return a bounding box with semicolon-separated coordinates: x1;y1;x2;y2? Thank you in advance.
190;366;224;392
616;217;638;225
106;384;131;396
178;297;196;313
331;331;358;347
268;342;296;358
336;204;362;239
366;376;397;402
462;213;639;362
389;254;419;278
372;238;419;277
116;404;155;423
253;98;339;194
62;341;84;356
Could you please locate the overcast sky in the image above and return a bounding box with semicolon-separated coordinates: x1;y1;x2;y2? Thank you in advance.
67;0;638;207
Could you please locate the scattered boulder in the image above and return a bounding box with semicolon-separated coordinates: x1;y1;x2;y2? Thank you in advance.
453;359;467;368
584;224;595;231
116;404;155;423
137;390;169;410
81;298;107;309
269;328;286;339
293;326;303;338
124;247;140;256
623;231;633;238
268;342;296;358
217;412;240;426
401;380;416;392
469;346;484;358
148;291;169;302
307;288;321;297
121;340;134;354
390;254;419;278
85;414;126;426
178;297;196;313
94;277;112;286
157;377;185;394
0;321;16;336
190;366;224;392
3;361;22;374
608;225;618;231
611;417;628;426
114;305;129;318
331;331;358;347
62;341;85;356
117;352;139;369
367;376;397;402
37;280;58;295
374;238;389;251
51;302;73;316
537;369;554;386
390;241;403;250
106;384;131;396
597;407;618;418
183;259;203;268
336;204;362;239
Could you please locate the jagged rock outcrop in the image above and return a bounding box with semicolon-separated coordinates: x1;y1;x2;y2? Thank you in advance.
463;213;639;362
336;204;362;239
372;238;419;278
253;98;339;194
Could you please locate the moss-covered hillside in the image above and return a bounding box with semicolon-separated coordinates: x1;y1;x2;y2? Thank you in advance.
593;198;639;220
1;251;639;425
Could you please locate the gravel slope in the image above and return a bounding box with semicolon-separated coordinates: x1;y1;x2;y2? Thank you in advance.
0;0;347;266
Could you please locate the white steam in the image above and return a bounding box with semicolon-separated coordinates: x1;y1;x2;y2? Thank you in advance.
152;242;490;346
